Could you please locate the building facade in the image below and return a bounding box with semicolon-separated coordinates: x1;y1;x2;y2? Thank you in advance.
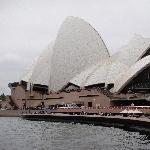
2;16;150;110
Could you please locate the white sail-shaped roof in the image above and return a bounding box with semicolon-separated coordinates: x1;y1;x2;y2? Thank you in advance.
70;60;110;87
70;35;150;88
114;55;150;93
70;61;108;87
112;34;150;67
70;59;129;87
84;61;110;86
49;16;109;91
22;42;54;86
29;42;54;85
21;16;150;94
105;60;129;84
70;63;101;87
21;58;38;82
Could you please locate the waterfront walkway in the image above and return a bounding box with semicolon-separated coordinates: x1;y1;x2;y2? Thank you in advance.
20;113;150;133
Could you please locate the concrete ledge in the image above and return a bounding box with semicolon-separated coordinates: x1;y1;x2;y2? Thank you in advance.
0;110;20;117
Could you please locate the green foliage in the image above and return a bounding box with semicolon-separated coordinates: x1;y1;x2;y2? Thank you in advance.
0;93;6;101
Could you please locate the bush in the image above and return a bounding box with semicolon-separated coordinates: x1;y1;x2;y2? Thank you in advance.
0;93;6;101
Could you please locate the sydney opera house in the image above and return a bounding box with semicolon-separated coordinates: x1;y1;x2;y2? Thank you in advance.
1;16;150;110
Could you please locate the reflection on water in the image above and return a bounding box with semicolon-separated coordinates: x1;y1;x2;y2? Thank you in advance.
0;117;149;150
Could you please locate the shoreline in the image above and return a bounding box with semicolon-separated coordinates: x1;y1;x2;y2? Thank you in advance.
20;113;150;134
1;110;150;134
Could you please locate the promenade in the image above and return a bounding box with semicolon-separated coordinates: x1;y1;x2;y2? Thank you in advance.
21;113;150;133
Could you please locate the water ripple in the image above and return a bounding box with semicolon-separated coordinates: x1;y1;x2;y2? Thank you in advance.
0;117;149;150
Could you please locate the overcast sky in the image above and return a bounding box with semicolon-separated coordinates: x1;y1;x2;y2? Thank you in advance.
0;0;150;94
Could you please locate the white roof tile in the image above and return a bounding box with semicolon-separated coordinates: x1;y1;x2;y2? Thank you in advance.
22;42;54;85
21;17;150;94
112;34;150;66
114;55;150;93
49;16;109;91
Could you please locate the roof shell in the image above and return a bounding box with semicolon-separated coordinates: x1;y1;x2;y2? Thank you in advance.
70;63;101;87
71;35;150;89
105;59;129;84
21;18;150;93
70;58;129;87
21;58;38;83
70;61;109;87
49;16;109;91
30;42;54;86
114;55;150;93
112;34;150;67
22;42;54;86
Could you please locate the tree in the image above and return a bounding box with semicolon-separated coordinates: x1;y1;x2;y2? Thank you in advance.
0;93;6;101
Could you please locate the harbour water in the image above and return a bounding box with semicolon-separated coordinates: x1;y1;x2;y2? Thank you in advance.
0;117;149;150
